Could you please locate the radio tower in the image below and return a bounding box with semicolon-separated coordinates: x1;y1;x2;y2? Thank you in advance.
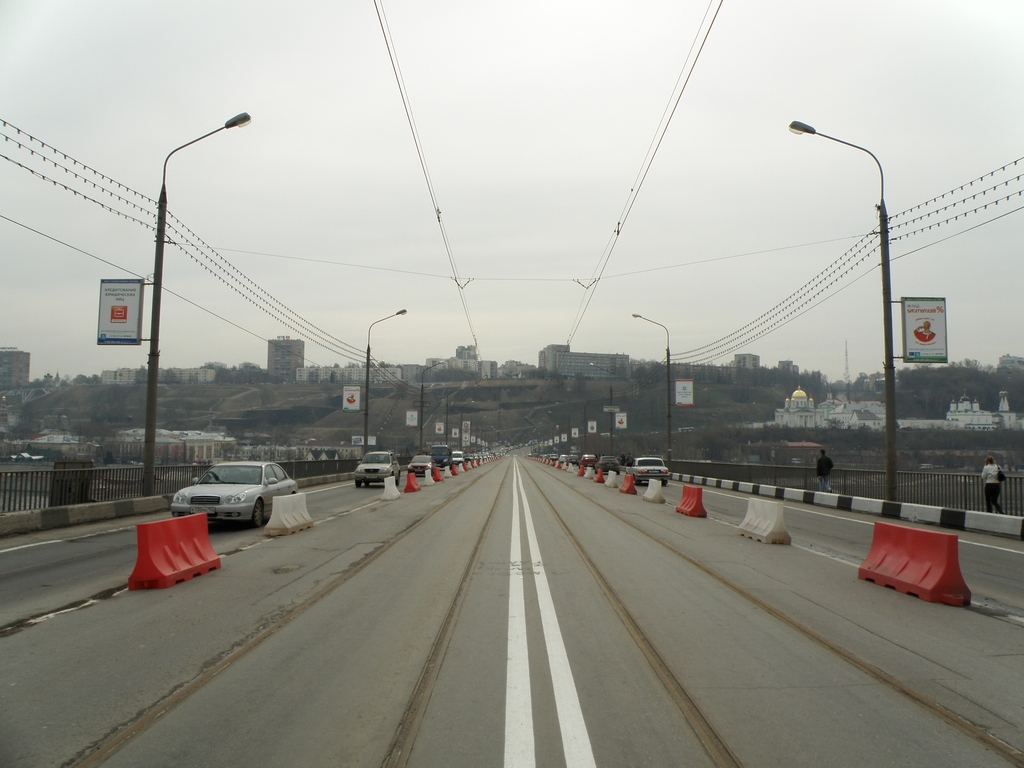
844;340;851;397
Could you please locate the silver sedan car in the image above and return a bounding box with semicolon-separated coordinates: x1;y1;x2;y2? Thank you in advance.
170;461;298;527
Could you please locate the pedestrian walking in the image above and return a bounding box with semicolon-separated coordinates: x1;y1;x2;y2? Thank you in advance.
981;455;1004;514
816;449;834;492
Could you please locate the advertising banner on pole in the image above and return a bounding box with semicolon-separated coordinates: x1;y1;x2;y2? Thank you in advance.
97;279;144;345
406;410;418;428
554;435;560;444
435;422;444;435
462;421;471;447
342;386;360;412
561;433;567;442
615;413;627;430
452;427;460;439
571;428;579;438
351;436;364;446
587;420;597;434
902;297;948;363
675;379;694;406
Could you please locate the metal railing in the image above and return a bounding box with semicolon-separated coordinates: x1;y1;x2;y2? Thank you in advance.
668;460;1022;517
0;458;363;514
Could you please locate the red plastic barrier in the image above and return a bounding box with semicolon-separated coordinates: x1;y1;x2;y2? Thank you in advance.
577;465;585;477
619;474;637;494
594;468;605;483
128;514;221;590
555;461;562;469
676;485;707;517
858;522;971;606
404;471;421;493
451;463;459;476
432;466;443;483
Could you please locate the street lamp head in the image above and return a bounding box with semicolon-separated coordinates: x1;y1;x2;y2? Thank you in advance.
631;313;642;319
788;120;816;136
396;309;408;316
225;113;252;130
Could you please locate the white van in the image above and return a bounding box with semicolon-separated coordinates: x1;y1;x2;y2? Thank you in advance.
451;450;465;467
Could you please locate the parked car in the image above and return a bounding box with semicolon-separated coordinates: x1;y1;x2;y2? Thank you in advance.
630;456;670;486
407;454;436;477
170;461;297;527
430;444;453;468
579;454;597;468
595;455;621;474
354;451;401;488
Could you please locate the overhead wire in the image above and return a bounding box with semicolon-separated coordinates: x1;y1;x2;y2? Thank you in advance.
672;155;1024;365
372;0;480;353
1;117;424;394
559;0;725;364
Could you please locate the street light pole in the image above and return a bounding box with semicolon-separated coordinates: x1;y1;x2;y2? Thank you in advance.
143;112;251;497
419;361;442;452
363;309;407;453
633;313;672;464
789;120;897;501
609;385;614;456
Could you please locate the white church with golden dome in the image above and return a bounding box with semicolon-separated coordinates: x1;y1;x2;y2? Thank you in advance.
774;386;830;428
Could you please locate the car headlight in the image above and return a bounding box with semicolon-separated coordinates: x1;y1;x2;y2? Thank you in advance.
225;492;247;504
173;491;188;504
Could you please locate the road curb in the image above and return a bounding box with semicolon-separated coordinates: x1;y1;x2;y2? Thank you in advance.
671;473;1024;541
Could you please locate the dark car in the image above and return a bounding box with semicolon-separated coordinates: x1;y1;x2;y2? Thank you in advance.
430;444;453;468
407;454;436;477
595;455;621;474
568;454;580;466
579;454;597;468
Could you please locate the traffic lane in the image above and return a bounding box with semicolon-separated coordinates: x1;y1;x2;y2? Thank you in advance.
0;480;378;628
98;463;510;768
408;459;713;768
530;466;1014;767
0;474;478;768
690;485;1024;612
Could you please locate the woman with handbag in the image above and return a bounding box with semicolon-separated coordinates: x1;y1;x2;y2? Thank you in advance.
981;455;1004;514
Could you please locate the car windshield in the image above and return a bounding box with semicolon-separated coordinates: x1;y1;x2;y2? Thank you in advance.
198;465;263;485
411;455;431;463
363;453;391;464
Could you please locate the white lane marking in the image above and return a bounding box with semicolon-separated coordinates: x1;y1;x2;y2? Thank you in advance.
505;462;535;768
515;462;597;768
704;489;1024;555
0;539;63;555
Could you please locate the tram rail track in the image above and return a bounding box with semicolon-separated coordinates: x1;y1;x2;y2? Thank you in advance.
523;459;1024;768
72;467;505;768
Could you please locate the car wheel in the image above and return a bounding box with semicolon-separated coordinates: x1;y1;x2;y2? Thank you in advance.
355;479;362;488
662;478;669;486
250;498;266;528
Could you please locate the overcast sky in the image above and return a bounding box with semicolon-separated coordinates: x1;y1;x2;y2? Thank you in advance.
2;1;1023;385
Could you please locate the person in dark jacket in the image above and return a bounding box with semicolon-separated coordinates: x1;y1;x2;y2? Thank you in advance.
816;449;834;492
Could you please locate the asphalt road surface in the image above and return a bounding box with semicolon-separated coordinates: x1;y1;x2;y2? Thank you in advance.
1;456;1023;767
